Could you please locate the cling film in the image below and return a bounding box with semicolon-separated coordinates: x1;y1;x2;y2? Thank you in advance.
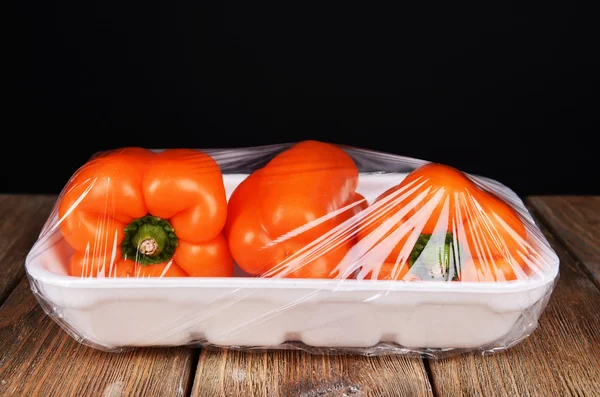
24;140;559;355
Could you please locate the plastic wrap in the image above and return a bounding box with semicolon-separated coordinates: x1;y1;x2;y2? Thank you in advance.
25;141;559;357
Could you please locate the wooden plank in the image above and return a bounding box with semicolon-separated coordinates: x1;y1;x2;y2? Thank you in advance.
0;278;196;397
427;205;600;397
192;347;432;396
528;196;600;288
0;194;57;304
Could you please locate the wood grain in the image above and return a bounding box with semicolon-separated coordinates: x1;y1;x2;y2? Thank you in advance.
0;279;196;397
528;196;600;288
3;194;600;397
192;348;432;397
0;195;56;304
427;205;600;397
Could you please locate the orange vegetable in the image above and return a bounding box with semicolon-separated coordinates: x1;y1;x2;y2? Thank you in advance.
58;148;233;277
362;262;411;281
459;190;528;281
356;163;528;281
458;256;518;282
356;164;471;280
225;141;366;278
390;162;477;235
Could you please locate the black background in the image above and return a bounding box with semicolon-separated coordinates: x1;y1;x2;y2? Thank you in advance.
8;1;599;196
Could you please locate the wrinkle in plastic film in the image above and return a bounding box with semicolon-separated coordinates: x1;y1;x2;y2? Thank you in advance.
24;140;559;356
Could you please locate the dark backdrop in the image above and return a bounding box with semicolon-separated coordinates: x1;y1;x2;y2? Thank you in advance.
8;1;599;196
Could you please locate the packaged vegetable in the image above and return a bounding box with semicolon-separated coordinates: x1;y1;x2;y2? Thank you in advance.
225;140;368;278
57;148;233;278
25;141;559;356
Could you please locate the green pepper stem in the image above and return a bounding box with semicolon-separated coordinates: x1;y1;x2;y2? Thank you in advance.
121;215;178;266
408;232;460;281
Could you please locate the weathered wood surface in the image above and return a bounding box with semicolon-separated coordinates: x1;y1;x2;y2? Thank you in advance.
2;195;600;396
192;348;433;397
0;195;56;303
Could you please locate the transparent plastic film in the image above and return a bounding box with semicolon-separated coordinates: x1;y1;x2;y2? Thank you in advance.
25;140;559;356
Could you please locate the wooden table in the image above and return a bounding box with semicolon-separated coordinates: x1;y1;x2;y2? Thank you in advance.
1;195;599;396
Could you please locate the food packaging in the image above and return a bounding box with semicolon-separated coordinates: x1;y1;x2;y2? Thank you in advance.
25;141;559;356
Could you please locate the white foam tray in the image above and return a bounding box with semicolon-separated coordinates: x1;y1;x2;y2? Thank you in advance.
25;173;559;351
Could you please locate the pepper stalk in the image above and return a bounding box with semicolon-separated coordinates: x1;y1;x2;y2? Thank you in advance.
121;215;179;266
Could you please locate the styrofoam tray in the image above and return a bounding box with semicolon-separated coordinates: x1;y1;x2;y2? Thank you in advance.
25;173;559;351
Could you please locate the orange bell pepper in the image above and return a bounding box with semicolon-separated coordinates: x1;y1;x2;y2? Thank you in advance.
459;190;528;281
356;163;528;281
225;140;367;278
58;148;233;278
